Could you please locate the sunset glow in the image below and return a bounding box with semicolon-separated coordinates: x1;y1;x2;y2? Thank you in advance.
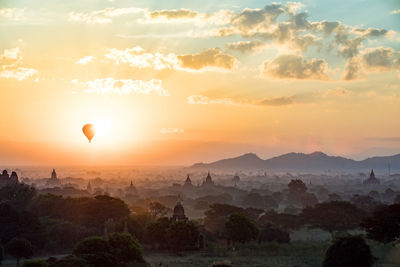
0;0;399;166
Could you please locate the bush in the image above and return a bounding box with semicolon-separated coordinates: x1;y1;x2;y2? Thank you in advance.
225;213;259;243
210;261;232;267
51;255;87;267
323;236;374;267
22;259;49;267
108;233;144;263
7;238;34;267
258;224;290;244
0;244;3;266
72;236;109;255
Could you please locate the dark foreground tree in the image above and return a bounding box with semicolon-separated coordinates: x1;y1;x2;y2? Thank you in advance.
225;213;259;244
6;238;34;267
258;224;290;244
0;244;3;266
22;259;48;267
166;220;199;250
108;233;144;264
361;204;400;243
301;201;367;237
51;255;87;267
146;217;171;248
323;236;374;267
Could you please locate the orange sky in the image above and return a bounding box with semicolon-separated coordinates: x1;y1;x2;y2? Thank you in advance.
1;1;400;166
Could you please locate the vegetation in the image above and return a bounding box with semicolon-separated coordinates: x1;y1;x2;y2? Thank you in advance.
6;238;34;267
225;213;259;244
323;236;374;267
22;259;49;267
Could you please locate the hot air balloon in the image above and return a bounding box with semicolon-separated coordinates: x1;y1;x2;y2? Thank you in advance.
82;123;95;143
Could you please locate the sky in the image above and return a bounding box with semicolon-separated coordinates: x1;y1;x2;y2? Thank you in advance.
0;0;399;166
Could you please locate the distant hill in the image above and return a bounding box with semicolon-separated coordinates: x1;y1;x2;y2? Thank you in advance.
190;151;400;172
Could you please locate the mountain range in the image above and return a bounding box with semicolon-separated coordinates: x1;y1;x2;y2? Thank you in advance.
190;152;400;172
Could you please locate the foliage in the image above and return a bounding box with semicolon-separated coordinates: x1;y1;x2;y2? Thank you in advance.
204;204;243;236
288;179;307;195
361;204;400;243
166;220;199;250
242;193;264;209
6;238;34;267
146;217;171;247
210;261;232;267
32;194;130;229
72;236;110;256
258;210;302;230
0;183;36;210
108;232;144;263
0;244;3;266
71;234;146;266
148;202;170;218
301;201;367;235
22;259;48;267
258;224;290;244
51;255;87;267
225;213;259;243
322;236;374;267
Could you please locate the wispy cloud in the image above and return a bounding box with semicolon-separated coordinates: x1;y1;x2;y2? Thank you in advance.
187;95;242;106
0;67;38;80
0;8;25;21
391;9;400;15
83;78;169;96
105;46;237;71
68;7;145;24
76;56;94;65
160;128;185;134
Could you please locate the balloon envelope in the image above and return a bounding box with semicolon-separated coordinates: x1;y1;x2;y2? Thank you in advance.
82;124;95;143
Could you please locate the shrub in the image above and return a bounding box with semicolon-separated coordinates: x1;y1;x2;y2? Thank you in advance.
323;236;374;267
210;261;232;267
22;259;49;267
258;224;290;244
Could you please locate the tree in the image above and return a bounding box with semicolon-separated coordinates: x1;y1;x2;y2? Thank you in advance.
52;255;87;267
258;224;290;244
301;201;367;237
72;236;115;267
148;202;170;218
146;217;171;248
288;179;307;195
0;183;36;210
204;204;243;236
22;259;48;267
323;236;374;267
361;204;400;243
6;238;34;267
242;193;264;209
108;233;144;264
166;220;199;250
258;210;303;230
0;244;3;266
225;213;259;244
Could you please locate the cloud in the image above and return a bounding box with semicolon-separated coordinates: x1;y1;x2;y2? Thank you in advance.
257;96;296;106
226;40;266;54
105;47;179;70
187;95;241;106
149;8;198;19
160;128;184;134
1;47;21;62
83;78;169;96
391;9;400;15
76;56;94;65
141;8;232;26
0;67;38;80
0;8;25;21
178;48;236;71
263;54;329;80
68;7;145;24
343;47;400;80
105;47;236;71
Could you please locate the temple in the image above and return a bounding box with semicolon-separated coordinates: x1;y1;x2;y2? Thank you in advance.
202;171;215;186
183;174;193;188
126;181;137;195
363;169;380;185
46;169;61;187
171;198;188;222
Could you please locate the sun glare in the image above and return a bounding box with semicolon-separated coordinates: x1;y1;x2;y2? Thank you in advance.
93;118;111;137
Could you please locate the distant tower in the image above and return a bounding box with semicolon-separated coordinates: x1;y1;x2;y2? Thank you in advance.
51;169;57;180
126;181;137;195
10;171;18;184
363;169;380;185
183;174;193;188
202;171;215;186
87;181;92;193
